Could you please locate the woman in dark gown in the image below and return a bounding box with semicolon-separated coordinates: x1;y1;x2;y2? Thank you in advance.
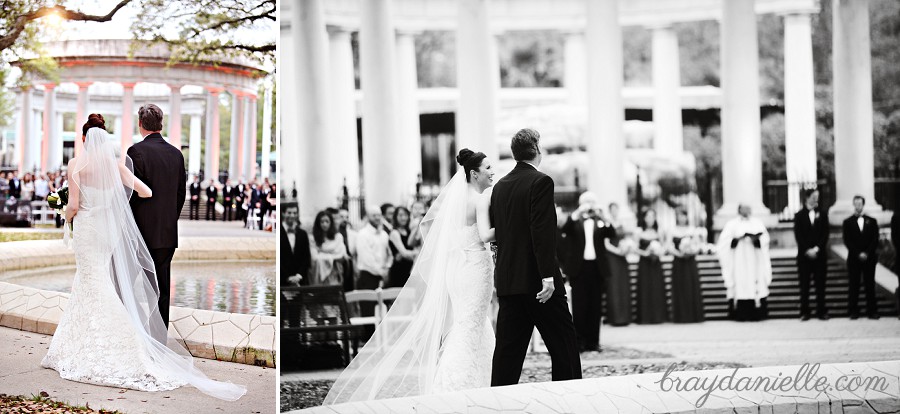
388;207;417;288
635;209;667;324
668;210;705;323
603;203;632;326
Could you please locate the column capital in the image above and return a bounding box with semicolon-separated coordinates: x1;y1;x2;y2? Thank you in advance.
230;89;245;97
776;8;819;17
246;94;258;102
327;24;354;35
395;28;422;37
42;82;57;90
74;82;93;89
205;86;225;95
168;84;183;92
121;82;137;89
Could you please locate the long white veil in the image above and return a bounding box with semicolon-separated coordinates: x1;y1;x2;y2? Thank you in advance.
324;171;471;404
68;128;246;401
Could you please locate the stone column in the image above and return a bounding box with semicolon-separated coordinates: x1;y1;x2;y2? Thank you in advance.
831;0;880;215
717;0;770;224
55;112;63;167
360;0;404;204
17;87;32;174
205;87;223;183
168;84;182;148
563;30;588;107
586;0;630;218
121;82;136;157
652;25;684;155
396;30;423;194
188;114;202;177
783;12;818;214
261;83;273;180
228;91;243;181
74;82;91;158
243;94;257;181
328;26;360;194
456;0;498;163
40;83;56;172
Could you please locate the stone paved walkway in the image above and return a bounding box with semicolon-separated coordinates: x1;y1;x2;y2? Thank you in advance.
0;326;276;414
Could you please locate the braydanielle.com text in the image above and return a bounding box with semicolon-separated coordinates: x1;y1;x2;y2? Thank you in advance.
654;363;891;408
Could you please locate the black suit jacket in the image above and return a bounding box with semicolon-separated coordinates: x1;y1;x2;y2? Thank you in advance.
206;186;218;203
189;182;201;199
281;227;311;284
793;207;829;258
490;162;563;297
127;133;186;250
9;178;21;198
842;214;879;259
223;185;233;203
560;215;612;278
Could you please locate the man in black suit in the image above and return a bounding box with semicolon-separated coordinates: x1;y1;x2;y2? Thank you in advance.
8;171;21;199
793;189;830;321
560;192;612;352
205;180;218;221
281;202;310;285
842;195;880;320
234;180;247;223
188;176;201;220
891;211;899;318
127;104;186;332
490;128;581;386
222;179;234;221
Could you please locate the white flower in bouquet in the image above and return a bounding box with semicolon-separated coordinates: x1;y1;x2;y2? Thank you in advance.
648;240;664;256
618;238;637;255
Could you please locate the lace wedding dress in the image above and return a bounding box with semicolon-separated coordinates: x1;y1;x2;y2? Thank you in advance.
432;224;496;393
41;128;245;401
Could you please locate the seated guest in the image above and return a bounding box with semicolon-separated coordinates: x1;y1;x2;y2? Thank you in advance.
634;209;666;324
668;210;705;323
717;204;772;322
310;210;348;286
388;207;418;288
603;202;632;326
842;195;880;320
281;202;310;286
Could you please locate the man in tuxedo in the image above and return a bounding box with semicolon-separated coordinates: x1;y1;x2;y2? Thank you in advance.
793;189;830;321
234;179;247;223
561;192;612;352
281;202;310;285
248;183;261;227
222;179;234;221
8;171;21;199
188;176;201;220
127;104;186;332
205;180;218;221
490;128;581;386
380;203;395;233
842;195;880;319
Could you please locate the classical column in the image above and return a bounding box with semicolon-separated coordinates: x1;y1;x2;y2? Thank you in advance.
563;30;588;107
243;94;257;181
121;82;136;157
40;83;56;172
228;91;243;181
396;30;423;193
188;114;202;176
831;0;880;215
456;0;498;163
205;87;223;183
652;25;684;155
261;83;273;180
586;0;630;218
17;87;32;174
168;84;183;148
327;25;360;193
360;0;404;204
74;82;91;157
783;12;818;214
717;0;770;223
54;112;63;167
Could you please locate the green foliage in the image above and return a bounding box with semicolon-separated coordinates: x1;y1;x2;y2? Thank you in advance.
131;0;275;67
497;31;563;87
761;113;786;180
414;31;455;88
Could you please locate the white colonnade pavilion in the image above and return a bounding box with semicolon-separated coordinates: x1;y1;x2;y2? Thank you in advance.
285;0;881;223
10;39;273;184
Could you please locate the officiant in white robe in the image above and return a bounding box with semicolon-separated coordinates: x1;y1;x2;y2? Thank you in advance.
716;204;773;321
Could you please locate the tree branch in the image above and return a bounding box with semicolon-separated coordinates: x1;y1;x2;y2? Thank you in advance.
0;0;132;52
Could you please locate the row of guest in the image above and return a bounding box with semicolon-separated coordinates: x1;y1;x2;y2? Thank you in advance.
0;171;67;201
188;175;276;228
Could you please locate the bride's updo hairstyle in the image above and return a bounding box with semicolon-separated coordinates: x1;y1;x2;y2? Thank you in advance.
82;113;107;136
456;148;486;183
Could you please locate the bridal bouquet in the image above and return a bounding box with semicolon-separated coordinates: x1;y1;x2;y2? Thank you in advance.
47;187;72;230
617;238;637;255
647;240;665;256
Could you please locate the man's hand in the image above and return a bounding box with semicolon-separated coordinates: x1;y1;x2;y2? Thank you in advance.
805;247;818;259
536;278;554;303
859;252;868;262
287;275;303;285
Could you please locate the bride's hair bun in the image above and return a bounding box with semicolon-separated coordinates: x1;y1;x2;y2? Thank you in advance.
456;148;487;182
82;113;107;136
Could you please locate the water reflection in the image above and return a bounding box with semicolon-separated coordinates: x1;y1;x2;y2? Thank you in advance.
2;261;275;316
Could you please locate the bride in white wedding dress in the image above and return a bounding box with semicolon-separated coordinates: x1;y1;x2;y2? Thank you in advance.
324;148;496;404
42;121;245;401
